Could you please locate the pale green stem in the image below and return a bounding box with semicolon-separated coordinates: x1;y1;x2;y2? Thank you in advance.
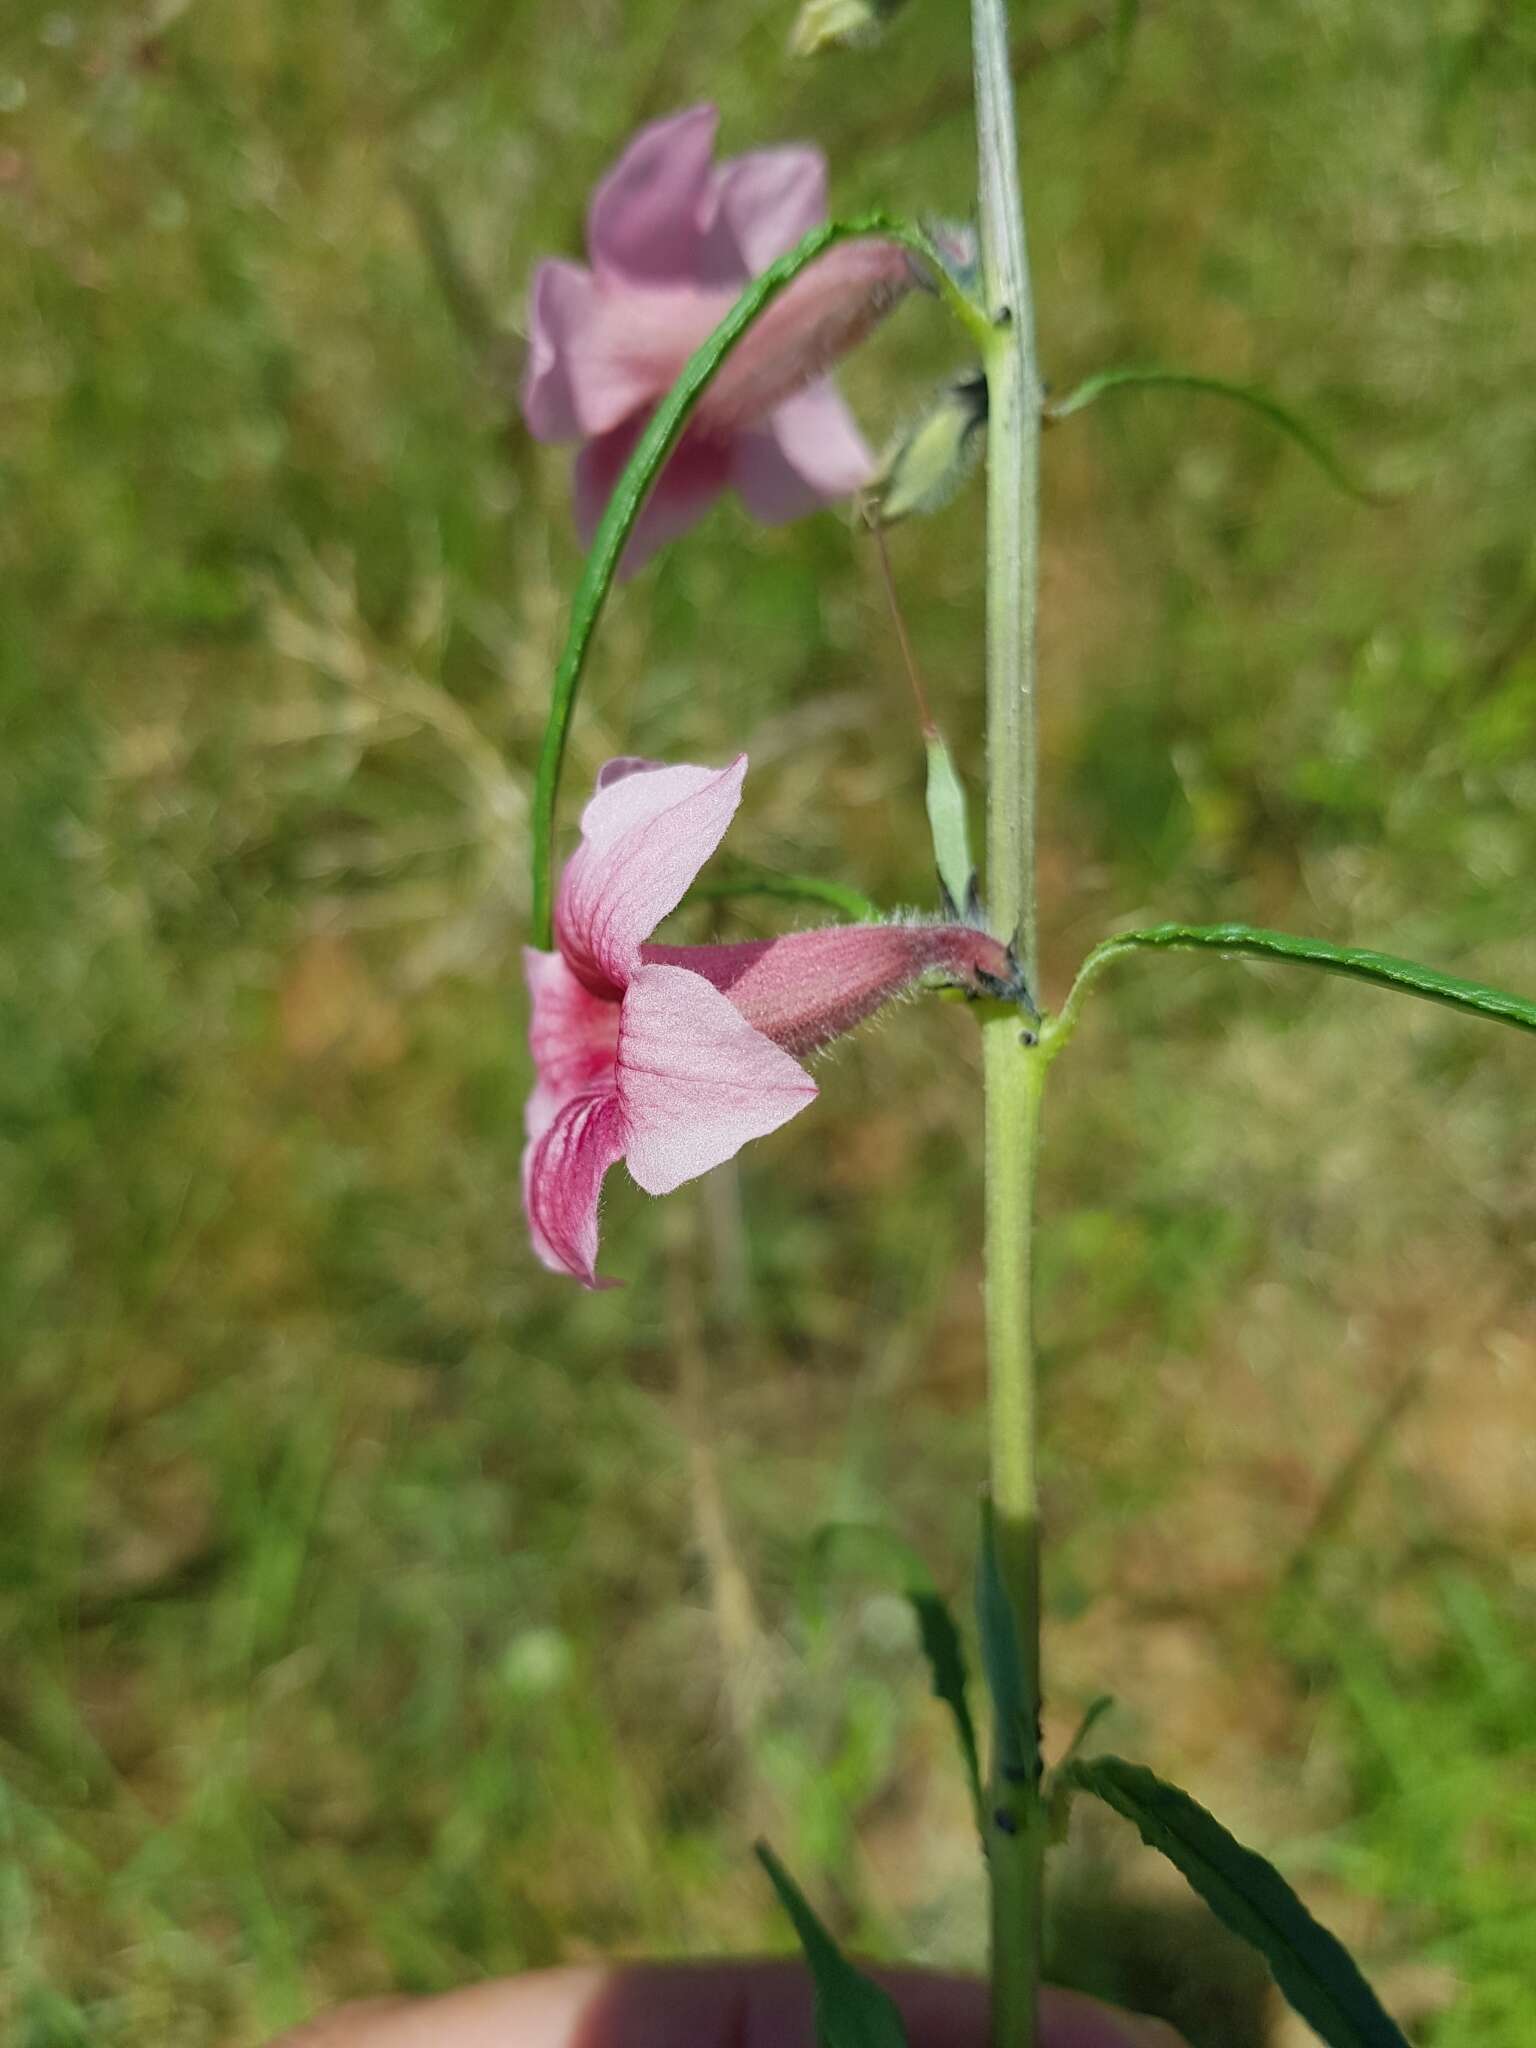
974;0;1042;981
972;2;1048;2046
981;1021;1047;2048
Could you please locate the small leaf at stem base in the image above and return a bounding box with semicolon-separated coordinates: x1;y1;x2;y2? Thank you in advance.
756;1843;911;2048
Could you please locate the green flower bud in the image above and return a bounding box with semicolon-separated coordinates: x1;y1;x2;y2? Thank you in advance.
789;0;908;57
864;370;988;527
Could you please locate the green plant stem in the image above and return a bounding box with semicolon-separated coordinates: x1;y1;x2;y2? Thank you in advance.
981;1022;1048;2048
975;54;1042;982
973;1;1048;2044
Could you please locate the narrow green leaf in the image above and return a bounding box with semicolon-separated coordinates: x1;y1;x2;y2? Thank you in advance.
756;1843;910;2048
1055;1694;1115;1776
1068;1756;1411;2048
1044;1694;1115;1842
530;214;986;947
687;866;880;923
1046;367;1384;504
813;1523;984;1836
1057;921;1536;1043
924;730;975;915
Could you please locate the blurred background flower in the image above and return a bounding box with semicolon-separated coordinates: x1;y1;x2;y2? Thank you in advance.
521;102;912;572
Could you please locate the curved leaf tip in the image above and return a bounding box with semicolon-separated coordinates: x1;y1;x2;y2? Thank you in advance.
1046;367;1385;505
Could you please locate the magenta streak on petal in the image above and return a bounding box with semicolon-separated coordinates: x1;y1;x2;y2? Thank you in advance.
641;923;1020;1059
522;1089;627;1287
524;947;621;1116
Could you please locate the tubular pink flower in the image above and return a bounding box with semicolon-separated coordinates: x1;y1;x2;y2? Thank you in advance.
524;757;1024;1286
520;104;915;575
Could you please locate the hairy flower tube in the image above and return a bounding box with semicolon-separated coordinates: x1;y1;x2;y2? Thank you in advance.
523;756;1026;1285
520;104;917;574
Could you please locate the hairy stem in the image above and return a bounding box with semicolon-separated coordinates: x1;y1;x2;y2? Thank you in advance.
975;8;1043;979
973;1;1047;2043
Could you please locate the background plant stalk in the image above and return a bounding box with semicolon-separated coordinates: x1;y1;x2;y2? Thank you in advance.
972;0;1048;2043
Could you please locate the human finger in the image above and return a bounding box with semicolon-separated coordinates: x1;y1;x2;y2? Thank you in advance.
264;1960;1185;2048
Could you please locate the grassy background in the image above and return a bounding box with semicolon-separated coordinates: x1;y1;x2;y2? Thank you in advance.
3;1;1535;2042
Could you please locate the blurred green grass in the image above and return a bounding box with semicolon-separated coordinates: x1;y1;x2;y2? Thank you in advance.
3;1;1535;2042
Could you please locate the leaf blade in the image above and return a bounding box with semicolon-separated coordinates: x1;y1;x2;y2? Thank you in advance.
756;1843;911;2048
1067;921;1536;1038
1046;367;1383;504
1068;1756;1411;2048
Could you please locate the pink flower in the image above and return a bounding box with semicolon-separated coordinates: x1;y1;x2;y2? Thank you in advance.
520;104;916;574
524;756;1025;1286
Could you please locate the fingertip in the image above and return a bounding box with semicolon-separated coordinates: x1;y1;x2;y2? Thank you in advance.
1038;1986;1190;2048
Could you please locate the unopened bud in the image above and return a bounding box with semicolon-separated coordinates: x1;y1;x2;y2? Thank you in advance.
917;217;982;299
789;0;908;57
924;728;974;925
864;370;988;527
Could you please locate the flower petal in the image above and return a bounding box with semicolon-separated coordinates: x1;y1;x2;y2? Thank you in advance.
587;103;720;284
521;260;596;442
617;964;817;1196
524;947;621;1118
522;1088;626;1287
732;380;874;521
556;755;747;993
596;756;666;790
700;239;913;433
573;420;734;575
524;265;729;443
700;144;828;279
